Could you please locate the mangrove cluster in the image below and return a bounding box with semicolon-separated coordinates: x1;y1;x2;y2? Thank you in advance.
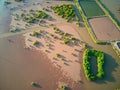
51;4;79;22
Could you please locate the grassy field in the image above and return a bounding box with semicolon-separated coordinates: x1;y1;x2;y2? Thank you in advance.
79;1;105;18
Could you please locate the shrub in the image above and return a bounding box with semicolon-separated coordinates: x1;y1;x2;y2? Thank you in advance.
60;84;67;90
27;17;36;23
32;31;39;37
35;10;48;19
33;40;39;46
56;53;60;57
31;82;36;86
63;38;69;44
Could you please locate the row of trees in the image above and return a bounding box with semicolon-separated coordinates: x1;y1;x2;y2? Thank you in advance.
83;49;105;80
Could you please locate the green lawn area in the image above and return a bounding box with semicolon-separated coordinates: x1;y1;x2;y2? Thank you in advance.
79;1;105;17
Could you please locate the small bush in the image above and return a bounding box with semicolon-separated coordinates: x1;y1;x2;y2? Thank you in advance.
33;40;39;46
60;84;67;90
63;38;69;44
31;82;36;86
56;53;60;57
32;31;39;37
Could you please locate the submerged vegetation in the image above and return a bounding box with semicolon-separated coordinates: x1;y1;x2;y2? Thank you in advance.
83;49;105;80
51;4;79;22
4;1;11;5
14;0;25;2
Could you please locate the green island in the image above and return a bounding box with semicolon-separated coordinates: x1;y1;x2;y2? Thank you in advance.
83;49;105;80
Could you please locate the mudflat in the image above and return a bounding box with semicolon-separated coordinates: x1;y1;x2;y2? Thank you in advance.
0;35;83;90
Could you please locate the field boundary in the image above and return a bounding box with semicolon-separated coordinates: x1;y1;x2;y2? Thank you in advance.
95;0;120;31
74;0;107;44
74;0;120;44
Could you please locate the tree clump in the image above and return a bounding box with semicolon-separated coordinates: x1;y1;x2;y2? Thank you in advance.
83;49;105;80
51;4;79;22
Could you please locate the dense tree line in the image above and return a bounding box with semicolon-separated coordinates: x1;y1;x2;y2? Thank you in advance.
83;49;105;80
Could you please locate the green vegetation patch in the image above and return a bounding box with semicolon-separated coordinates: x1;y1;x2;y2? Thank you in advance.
33;40;39;46
60;84;67;90
21;10;50;24
53;27;80;45
51;4;79;22
63;38;69;44
83;49;105;80
32;31;40;37
80;1;105;17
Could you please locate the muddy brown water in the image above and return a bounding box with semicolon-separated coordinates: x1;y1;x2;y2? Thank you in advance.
0;35;83;90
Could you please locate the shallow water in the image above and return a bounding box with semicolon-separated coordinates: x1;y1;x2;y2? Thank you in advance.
100;0;120;22
0;0;11;34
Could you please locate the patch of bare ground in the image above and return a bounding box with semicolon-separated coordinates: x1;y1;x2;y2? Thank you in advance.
89;17;120;41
